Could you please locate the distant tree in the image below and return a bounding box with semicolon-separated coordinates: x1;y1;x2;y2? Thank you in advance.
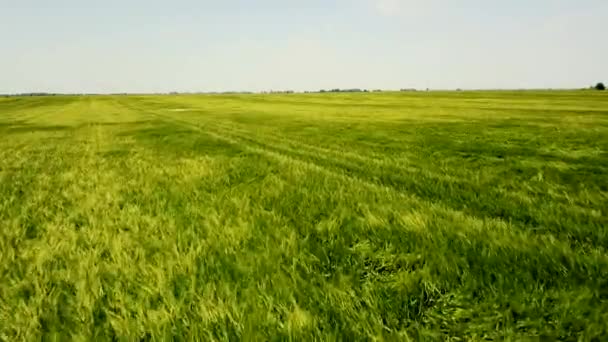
595;82;606;90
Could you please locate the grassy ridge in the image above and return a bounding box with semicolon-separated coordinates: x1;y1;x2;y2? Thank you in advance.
0;92;607;340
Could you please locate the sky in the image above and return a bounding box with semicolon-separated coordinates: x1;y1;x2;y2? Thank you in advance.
1;0;607;93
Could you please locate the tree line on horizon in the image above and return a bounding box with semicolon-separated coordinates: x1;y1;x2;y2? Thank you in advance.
2;83;606;97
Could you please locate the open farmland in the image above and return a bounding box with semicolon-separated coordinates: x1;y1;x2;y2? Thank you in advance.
1;91;607;340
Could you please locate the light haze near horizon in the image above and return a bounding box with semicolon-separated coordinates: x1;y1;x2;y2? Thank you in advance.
1;0;607;94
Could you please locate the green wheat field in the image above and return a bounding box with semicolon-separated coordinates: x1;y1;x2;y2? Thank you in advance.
1;91;607;340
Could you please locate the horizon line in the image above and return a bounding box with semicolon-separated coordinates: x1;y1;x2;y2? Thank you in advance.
2;87;603;97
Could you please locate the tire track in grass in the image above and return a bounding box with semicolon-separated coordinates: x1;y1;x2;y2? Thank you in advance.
140;104;606;248
133;107;533;238
123;96;597;201
117;99;442;179
139;108;463;211
204;120;604;225
200;119;420;171
117;97;608;248
201;117;608;246
119;98;456;182
142;107;608;290
205;119;452;179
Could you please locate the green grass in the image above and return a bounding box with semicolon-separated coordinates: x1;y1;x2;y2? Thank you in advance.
1;91;607;340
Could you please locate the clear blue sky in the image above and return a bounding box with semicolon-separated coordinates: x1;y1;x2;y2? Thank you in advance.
1;0;607;93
